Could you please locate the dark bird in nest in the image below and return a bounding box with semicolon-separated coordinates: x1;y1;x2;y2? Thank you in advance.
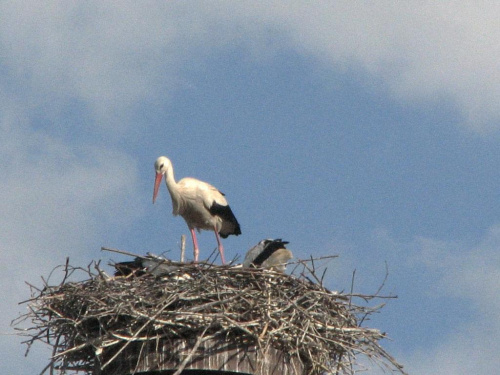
114;254;178;277
243;239;293;272
153;156;241;265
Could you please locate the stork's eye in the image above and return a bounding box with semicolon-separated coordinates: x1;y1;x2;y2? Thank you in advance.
160;164;164;169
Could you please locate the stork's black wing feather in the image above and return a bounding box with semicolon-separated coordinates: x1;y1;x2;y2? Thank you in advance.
209;201;241;237
252;239;289;266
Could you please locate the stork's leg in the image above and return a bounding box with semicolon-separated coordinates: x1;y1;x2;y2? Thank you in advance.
189;228;200;262
213;226;226;264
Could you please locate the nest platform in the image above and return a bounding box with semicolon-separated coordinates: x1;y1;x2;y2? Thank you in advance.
15;257;406;375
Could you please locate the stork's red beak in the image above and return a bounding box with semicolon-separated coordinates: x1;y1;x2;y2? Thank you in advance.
153;172;163;203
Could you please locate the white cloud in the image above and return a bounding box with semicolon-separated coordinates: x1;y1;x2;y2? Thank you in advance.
407;320;500;374
2;2;500;133
1;3;175;133
241;2;500;130
0;107;142;279
374;226;500;374
414;226;500;318
0;89;143;373
324;225;500;374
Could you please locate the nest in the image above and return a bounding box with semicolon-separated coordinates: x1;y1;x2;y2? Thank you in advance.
14;255;407;375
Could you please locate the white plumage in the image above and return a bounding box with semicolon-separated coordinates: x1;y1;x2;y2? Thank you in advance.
153;156;241;264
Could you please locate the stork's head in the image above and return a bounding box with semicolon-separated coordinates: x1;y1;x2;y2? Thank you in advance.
155;156;171;174
153;156;171;203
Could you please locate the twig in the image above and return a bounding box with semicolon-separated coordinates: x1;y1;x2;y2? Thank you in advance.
180;234;186;263
100;298;174;370
172;327;211;375
101;246;144;259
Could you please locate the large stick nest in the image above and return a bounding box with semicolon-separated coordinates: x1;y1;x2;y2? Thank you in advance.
14;256;406;375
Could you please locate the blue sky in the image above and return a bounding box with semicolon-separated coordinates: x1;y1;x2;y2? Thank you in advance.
2;2;500;374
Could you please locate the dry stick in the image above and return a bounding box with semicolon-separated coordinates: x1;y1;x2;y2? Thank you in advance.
172;327;211;375
206;246;220;264
180;234;186;262
348;269;356;310
101;299;173;370
52;341;95;359
373;261;390;297
37;360;54;375
41;262;66;290
297;256;336;286
94;261;110;282
187;294;243;313
133;341;147;374
359;262;393;326
49;333;62;375
320;267;328;286
101;246;144;259
60;258;70;287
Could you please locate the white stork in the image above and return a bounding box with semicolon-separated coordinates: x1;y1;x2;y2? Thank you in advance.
152;156;241;264
243;239;293;272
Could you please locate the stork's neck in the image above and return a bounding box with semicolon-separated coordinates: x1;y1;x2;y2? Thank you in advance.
164;165;182;214
164;165;177;193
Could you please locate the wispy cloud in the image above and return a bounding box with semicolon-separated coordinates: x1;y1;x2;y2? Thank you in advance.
237;2;500;130
357;226;500;374
415;226;500;315
2;2;499;134
0;94;143;372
